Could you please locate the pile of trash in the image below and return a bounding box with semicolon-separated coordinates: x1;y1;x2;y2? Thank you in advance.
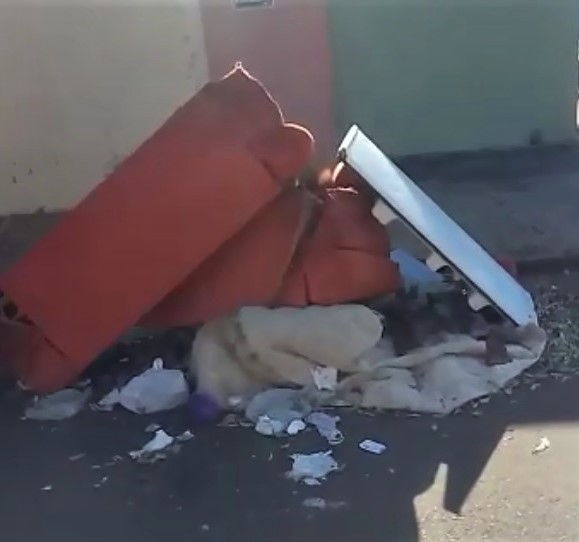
11;65;548;486
21;259;546;478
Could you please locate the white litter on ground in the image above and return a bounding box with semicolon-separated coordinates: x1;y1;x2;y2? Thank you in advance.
302;497;347;510
306;412;344;445
145;423;161;433
93;476;108;488
286;451;339;485
255;415;286;437
25;388;91;421
532;436;551;455
246;389;312;436
359;439;387;454
94;361;189;415
129;430;174;460
68;453;86;462
176;430;195;443
286;419;306;435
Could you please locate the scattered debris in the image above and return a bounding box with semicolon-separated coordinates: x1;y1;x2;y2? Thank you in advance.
246;389;312;423
176;430;195;443
95;362;189;415
532;436;551;455
129;429;175;461
246;389;312;436
533;281;579;376
128;427;194;463
93;476;108;488
25;388;91;421
287;451;339;485
103;455;125;467
502;430;515;444
286;419;307;435
103;457;123;467
255;415;287;437
306;412;344;445
217;413;253;428
68;453;86;461
359;439;387;455
302;497;347;510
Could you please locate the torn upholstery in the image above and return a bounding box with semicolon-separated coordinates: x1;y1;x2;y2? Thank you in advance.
0;66;399;391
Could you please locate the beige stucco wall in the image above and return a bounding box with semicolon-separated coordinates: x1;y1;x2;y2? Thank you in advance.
0;1;209;215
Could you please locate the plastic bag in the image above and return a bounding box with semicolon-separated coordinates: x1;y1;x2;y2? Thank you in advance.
306;412;344;445
287;451;339;485
115;365;189;414
245;388;312;436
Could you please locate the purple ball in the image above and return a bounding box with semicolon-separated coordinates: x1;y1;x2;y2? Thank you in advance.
188;392;222;424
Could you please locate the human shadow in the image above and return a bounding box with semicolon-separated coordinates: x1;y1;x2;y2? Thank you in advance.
323;375;579;542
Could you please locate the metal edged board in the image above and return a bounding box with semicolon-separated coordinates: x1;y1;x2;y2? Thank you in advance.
338;125;537;327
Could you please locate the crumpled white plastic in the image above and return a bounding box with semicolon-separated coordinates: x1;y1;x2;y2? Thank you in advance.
286;451;339;485
129;429;174;460
245;388;312;436
306;412;344;445
96;361;189;414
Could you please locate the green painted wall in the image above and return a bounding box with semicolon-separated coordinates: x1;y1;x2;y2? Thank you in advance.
327;0;578;156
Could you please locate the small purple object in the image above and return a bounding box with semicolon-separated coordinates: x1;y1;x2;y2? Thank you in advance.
188;392;222;424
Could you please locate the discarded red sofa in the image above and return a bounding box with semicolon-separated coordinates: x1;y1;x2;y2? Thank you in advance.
0;66;400;391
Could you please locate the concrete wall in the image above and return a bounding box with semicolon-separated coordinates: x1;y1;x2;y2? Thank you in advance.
0;1;209;215
328;0;579;156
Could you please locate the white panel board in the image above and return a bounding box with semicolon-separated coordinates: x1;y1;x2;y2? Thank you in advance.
339;125;537;326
